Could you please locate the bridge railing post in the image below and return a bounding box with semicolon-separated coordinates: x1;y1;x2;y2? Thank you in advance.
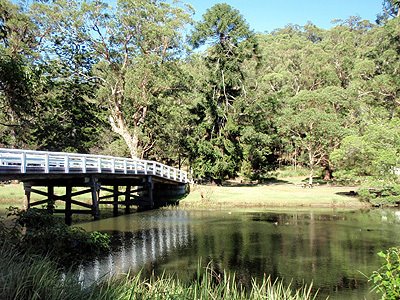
111;158;115;173
82;156;87;173
64;155;69;173
97;157;101;173
167;166;171;179
44;153;49;173
21;152;26;173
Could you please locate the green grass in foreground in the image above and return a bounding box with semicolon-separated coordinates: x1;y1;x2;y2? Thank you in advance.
181;178;366;209
0;241;318;300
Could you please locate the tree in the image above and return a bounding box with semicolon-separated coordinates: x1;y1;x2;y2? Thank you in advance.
377;0;400;24
331;118;400;183
277;87;351;184
31;69;104;153
0;0;40;147
189;3;259;180
33;0;192;158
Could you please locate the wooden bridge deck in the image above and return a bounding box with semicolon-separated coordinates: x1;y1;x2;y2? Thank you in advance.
0;148;190;224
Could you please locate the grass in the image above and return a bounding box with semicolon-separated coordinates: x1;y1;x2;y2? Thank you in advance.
181;176;366;209
0;184;24;216
0;240;319;300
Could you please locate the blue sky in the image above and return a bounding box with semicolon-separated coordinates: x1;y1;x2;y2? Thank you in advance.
187;0;383;33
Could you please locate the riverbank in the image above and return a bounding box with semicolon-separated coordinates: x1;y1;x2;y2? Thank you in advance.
0;178;368;217
180;178;367;209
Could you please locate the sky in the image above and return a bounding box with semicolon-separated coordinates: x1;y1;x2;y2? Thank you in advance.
186;0;384;33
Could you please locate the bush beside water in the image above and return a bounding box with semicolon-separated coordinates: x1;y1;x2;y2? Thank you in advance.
4;207;110;262
358;183;400;206
370;247;400;299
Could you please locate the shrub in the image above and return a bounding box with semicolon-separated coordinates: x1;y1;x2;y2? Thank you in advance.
5;207;110;263
370;247;400;299
358;183;400;205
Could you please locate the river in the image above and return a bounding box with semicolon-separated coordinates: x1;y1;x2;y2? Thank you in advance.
78;208;400;299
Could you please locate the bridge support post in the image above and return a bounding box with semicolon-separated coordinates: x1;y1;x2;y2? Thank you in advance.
90;178;100;220
125;185;131;214
65;185;72;225
146;176;154;209
23;183;31;210
47;185;55;213
113;185;119;217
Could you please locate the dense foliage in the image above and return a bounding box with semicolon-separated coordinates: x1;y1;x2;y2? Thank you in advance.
0;0;399;187
1;207;109;262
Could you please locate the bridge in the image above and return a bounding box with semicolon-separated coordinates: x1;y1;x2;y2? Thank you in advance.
0;148;190;224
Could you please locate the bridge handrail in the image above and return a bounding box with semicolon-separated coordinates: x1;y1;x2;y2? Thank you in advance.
0;148;188;184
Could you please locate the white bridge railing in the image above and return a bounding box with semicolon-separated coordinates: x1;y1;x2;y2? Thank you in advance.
0;148;188;184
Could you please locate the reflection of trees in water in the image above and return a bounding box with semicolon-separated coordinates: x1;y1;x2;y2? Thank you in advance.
189;211;398;297
77;210;193;285
76;210;400;298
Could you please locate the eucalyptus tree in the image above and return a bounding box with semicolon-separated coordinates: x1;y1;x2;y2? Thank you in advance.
189;3;259;180
32;0;193;158
331;118;400;183
0;0;105;153
277;87;352;184
368;17;400;118
377;0;399;24
257;26;342;174
0;0;40;147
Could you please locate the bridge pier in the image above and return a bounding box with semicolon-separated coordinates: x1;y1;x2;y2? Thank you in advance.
23;183;31;210
124;185;131;214
48;185;55;212
65;185;72;225
90;178;100;220
113;185;119;217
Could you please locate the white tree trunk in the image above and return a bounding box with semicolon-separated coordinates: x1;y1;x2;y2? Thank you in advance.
109;114;139;158
308;169;314;185
308;148;314;186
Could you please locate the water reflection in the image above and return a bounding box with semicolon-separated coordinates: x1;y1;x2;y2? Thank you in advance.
78;210;192;285
77;209;400;299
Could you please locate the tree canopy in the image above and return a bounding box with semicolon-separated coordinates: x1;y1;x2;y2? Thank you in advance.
0;0;398;187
